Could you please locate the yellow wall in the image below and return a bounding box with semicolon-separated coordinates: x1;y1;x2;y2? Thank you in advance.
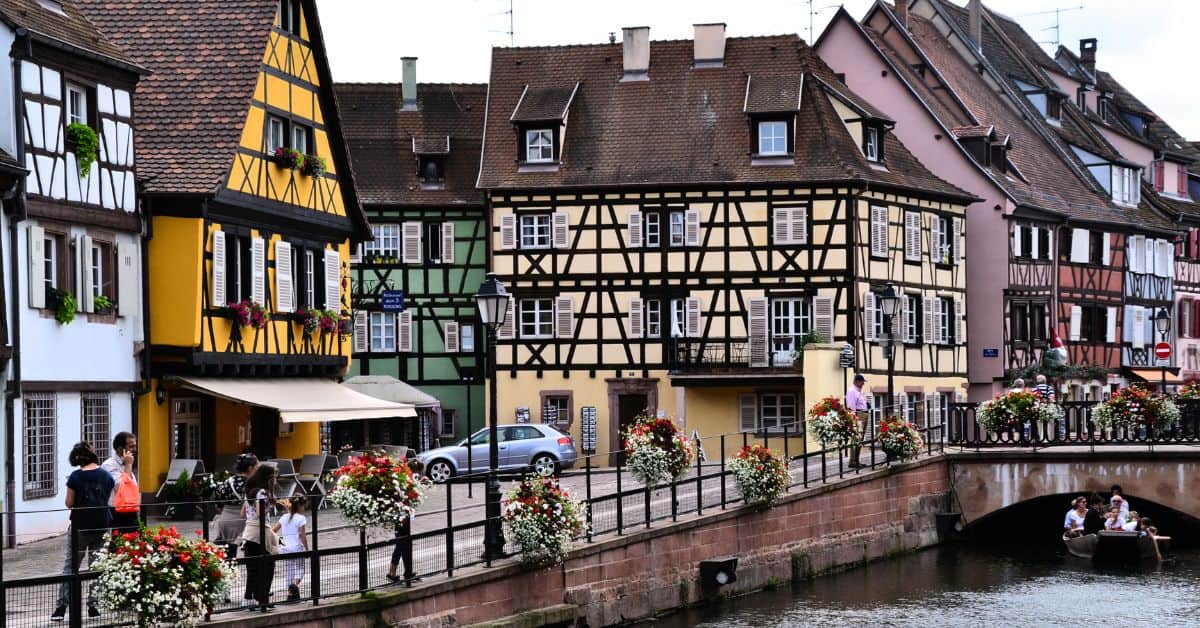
148;217;203;347
137;390;171;489
276;423;320;460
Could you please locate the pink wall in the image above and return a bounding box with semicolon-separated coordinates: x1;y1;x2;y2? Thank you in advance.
816;15;1008;400
1098;126;1154;171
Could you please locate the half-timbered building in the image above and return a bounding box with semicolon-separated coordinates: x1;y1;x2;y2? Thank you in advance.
83;0;399;493
479;25;975;458
337;67;488;449
0;0;145;539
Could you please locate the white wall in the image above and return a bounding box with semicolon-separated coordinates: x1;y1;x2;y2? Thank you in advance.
0;25;16;157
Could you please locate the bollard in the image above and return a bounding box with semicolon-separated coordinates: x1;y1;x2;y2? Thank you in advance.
358;527;368;593
719;435;726;509
584;456;593;542
446;476;455;577
616;457;624;535
310;492;320;605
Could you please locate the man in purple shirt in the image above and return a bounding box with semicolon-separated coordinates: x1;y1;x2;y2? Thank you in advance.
846;374;869;468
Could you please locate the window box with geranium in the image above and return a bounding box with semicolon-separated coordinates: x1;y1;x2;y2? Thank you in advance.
228;299;268;329
729;445;789;507
623;414;696;488
1176;382;1200;401
328;453;429;528
302;154;327;177
296;307;322;337
502;476;588;567
878;415;923;461
1093;385;1179;439
92;525;234;627
807;396;860;447
272;146;304;170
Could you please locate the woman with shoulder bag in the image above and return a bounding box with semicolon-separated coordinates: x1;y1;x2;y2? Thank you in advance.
240;465;279;611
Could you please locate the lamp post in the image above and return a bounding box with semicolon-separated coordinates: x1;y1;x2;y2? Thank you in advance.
1155;307;1171;394
474;272;510;563
879;284;902;422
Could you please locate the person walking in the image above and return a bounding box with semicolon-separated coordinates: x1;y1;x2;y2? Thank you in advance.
1032;374;1056;402
101;432;139;533
51;442;115;622
846;374;870;468
273;496;308;601
386;459;424;586
240;465;278;612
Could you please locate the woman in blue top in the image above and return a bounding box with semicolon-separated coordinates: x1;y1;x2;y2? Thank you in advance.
51;442;115;622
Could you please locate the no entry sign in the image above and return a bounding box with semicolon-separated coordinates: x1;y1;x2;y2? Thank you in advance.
1154;342;1172;360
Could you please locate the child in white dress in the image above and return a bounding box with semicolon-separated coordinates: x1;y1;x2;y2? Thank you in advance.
273;496;308;601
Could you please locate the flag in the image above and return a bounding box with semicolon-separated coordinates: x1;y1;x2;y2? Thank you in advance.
1047;326;1069;366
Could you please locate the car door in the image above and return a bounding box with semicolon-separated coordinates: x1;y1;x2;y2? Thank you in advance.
461;429;493;474
503;426;542;468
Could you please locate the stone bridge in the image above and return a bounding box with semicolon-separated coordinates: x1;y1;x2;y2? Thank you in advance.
947;447;1200;525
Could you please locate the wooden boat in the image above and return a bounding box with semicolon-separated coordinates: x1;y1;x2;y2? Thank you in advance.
1062;530;1166;562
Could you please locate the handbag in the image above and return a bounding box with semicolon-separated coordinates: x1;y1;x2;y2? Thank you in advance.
114;472;140;514
242;519;282;554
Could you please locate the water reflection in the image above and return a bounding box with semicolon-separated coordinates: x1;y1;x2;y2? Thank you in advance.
653;545;1200;627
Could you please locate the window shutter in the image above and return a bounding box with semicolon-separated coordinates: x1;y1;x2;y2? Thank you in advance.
627;210;643;248
955;298;964;345
739;394;758;432
1144;237;1155;275
28;225;45;309
933;298;945;345
554;296;574;338
870;206;888;257
1194;300;1200;339
79;235;94;313
1180;164;1188;196
1070;228;1089;263
904;211;921;261
774;207;791;245
1101;233;1111;266
354;310;368;353
1011;224;1022;260
397;311;413;352
1068;306;1082;341
685;297;701;337
953;216;964;264
926;393;941;428
323;248;340;309
499;214;516;250
901;296;913;343
1155;160;1164;191
117;241;136;317
1028;228;1039;261
793;207;808;245
402;222;422;264
1106;306;1117;343
497;296;516;340
684;210;701;246
552;212;570;249
1128;235;1144;273
748;297;769;367
864;291;878;342
923;296;935;345
250;237;266;305
1131;306;1146;348
1044;228;1055;261
444;321;460;353
211;230;226;307
628;297;644;338
813;295;834;343
274;240;293;313
1158;240;1173;278
892;293;904;339
441;222;456;264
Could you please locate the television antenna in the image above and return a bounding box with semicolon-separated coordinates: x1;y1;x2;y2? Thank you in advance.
803;0;841;43
1017;4;1084;47
488;0;514;46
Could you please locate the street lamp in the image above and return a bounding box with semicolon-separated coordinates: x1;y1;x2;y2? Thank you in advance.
1155;307;1171;394
474;272;510;563
879;284;901;420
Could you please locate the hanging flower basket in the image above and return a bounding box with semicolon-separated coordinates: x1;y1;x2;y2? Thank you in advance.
92;525;234;627
66;122;98;177
976;390;1060;432
228;299;268;329
502;476;588;567
301;154;327;177
1092;385;1179;438
807;396;861;447
338;309;354;335
296;307;322;336
623;414;696;487
729;445;789;507
272;146;304;170
1176;382;1200;400
328;454;429;528
317;308;339;334
878;415;923;461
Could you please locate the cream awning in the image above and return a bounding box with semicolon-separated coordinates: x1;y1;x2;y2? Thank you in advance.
175;377;417;423
341;375;441;409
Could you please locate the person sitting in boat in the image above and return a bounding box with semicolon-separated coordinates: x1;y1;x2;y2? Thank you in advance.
1105;505;1126;530
1121;511;1140;532
1064;497;1088;537
1110;485;1130;518
1083;495;1106;535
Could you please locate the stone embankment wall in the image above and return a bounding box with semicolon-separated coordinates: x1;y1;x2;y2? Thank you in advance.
211;458;950;628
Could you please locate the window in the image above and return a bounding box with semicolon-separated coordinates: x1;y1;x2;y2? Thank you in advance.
1180;300;1192;339
91;240;115;301
303;249;315;308
43;231;68;295
871;291;886;342
645;299;662;338
757;120;788;155
758;393;798;432
1098;96;1111;120
369;312;396;352
461;324;475;352
905;294;921;343
905;392;922;427
440;409;457;437
520;214;551;249
669;211;685;247
1089;231;1104;265
291;123;311;154
525;129;554;162
644;212;661;248
771;297;810;361
66;83;87;127
363;224;400;259
1030;304;1047;342
865;127;880;162
170;398;202;461
933;215;952;264
426;222;443;263
23;392;56;499
519;298;554;338
1112;166;1141;205
1011;302;1029;342
939;296;953;344
279;0;301;36
418;156;446;185
1079;305;1106;343
81;393;110;461
267;116;286;154
541;394;570;427
670;298;687;338
1046;95;1061;121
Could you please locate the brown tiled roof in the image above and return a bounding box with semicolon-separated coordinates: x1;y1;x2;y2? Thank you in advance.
478;34;970;201
814;73;893;123
744;75;801;113
335;82;486;207
412;136;450;155
511;84;578;122
0;0;141;70
857;19;973;130
951;125;992;139
0;147;24;176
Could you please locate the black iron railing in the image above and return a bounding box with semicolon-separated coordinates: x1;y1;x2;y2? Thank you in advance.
667;338;802;373
948;399;1200;447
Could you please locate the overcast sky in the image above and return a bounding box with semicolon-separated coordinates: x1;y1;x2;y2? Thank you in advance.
317;0;1199;138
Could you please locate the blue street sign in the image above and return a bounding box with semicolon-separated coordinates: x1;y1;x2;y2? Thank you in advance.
381;290;405;312
982;348;999;358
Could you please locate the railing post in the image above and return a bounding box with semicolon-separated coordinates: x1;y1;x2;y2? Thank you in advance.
585;455;593;542
719;435;726;510
446;476;455;577
802;425;808;488
69;524;82;628
695;439;703;515
310;491;320;605
258;499;269;613
644;484;652;529
201;500;211;541
616;457;624;535
670;479;678;522
0;510;5;622
782;423;791;491
358;527;368;593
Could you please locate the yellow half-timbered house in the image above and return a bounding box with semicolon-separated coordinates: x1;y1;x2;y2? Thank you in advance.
478;26;976;459
84;0;396;492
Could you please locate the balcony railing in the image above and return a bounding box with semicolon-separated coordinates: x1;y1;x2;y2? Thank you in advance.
667;338;801;373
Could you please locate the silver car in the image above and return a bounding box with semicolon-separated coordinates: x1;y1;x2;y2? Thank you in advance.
418;424;578;483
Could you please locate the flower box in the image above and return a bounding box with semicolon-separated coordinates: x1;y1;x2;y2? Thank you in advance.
623;415;695;487
272;146;304;170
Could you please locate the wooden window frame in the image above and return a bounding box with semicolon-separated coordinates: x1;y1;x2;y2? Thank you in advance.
369;311;396;352
755;119;791;156
757;392;798;433
539;390;573;429
524;128;555;163
519;214;552;250
519;298;554;339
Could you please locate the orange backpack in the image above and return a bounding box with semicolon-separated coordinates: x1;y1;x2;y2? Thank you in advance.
114;472;140;514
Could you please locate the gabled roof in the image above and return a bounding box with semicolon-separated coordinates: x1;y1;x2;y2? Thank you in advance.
511;84;579;122
744;75;802;114
0;0;142;72
336;82;487;207
478;33;971;202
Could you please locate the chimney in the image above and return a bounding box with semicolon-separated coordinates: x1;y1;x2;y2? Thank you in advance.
968;0;983;54
1079;38;1097;75
401;56;417;111
693;23;726;68
621;26;650;81
895;0;908;28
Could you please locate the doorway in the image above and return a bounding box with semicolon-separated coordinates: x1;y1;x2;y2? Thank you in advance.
615;394;648;464
606;378;659;466
250;406;279;460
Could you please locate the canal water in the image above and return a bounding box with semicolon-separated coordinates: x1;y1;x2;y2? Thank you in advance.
653;543;1200;627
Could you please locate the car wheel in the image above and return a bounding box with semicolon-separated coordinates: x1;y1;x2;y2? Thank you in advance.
427;460;455;484
531;454;559;478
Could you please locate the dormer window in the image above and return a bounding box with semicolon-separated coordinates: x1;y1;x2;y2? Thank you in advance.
1098;94;1112;120
412;135;450;189
1046;95;1062;123
279;0;302;37
510;83;578;170
1112;166;1141;206
865;127;880;162
418;156;445;185
525;129;554;163
1121;112;1150;138
757;120;789;156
